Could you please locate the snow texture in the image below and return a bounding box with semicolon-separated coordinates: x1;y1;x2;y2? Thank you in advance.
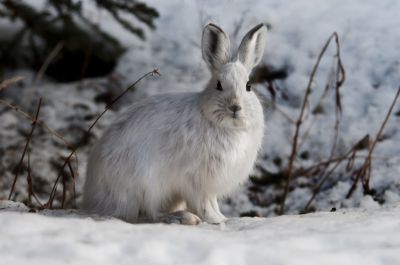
1;200;400;265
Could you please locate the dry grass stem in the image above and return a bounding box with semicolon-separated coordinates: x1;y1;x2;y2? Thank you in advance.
8;98;42;200
33;42;64;86
346;87;400;198
0;76;24;92
279;32;345;215
45;69;160;209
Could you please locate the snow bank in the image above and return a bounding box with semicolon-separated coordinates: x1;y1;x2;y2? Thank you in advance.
1;200;400;265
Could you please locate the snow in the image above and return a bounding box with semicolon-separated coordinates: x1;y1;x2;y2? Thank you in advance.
1;200;400;265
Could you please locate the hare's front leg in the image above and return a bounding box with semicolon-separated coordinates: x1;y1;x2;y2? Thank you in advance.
188;197;227;224
205;197;227;224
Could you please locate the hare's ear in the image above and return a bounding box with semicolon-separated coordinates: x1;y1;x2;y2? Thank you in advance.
202;23;231;71
236;24;267;72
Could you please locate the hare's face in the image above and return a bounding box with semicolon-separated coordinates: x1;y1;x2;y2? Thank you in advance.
200;23;267;129
201;62;258;129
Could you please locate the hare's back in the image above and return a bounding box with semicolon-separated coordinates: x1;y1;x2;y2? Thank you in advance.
103;92;201;147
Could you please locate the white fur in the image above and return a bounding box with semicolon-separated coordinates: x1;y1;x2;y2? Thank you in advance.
82;23;268;224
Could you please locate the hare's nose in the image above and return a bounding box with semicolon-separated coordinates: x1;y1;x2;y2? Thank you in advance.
229;104;242;113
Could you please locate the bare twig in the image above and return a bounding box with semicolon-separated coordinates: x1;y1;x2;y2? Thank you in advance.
362;87;400;189
1;96;79;203
33;42;64;86
295;135;370;178
303;35;346;192
272;103;296;124
2;77;77;207
8;98;42;200
279;33;344;215
67;161;77;208
231;10;248;42
88;69;160;132
0;76;24;92
330;34;346;157
298;67;336;150
257;81;295;124
61;172;67;209
299;34;345;152
45;69;160;209
302;134;369;212
346;87;400;198
0;99;73;148
26;142;44;208
26;148;33;207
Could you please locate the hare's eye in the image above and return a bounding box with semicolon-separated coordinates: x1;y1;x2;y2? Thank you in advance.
216;80;223;91
246;81;251;92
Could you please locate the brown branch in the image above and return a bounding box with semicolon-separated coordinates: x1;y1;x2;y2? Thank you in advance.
279;33;343;215
61;173;67;209
330;34;346;156
67;160;77;208
0;99;73;149
346;166;365;199
311;34;346;188
363;87;400;189
302;134;368;213
26;148;33;207
346;87;400;198
0;98;79;180
298;33;345;155
8;98;42;200
33;42;64;86
272;103;296;124
0;76;24;92
299;64;344;150
44;69;160;209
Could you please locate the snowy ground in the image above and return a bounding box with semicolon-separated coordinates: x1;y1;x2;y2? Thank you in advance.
1;200;400;265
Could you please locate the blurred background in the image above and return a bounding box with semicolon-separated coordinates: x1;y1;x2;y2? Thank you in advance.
1;0;399;216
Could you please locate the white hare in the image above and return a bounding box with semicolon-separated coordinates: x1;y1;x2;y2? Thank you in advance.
82;23;267;225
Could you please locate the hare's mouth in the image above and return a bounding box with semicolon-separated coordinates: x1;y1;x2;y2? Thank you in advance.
230;113;247;128
230;111;243;120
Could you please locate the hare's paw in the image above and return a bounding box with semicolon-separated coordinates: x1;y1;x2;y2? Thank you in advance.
190;197;227;224
203;209;227;224
203;214;227;224
159;211;202;225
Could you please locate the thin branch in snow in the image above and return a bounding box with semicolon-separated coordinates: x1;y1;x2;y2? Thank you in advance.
8;98;42;200
346;87;400;198
0;76;24;92
67;160;77;209
279;32;345;215
0;99;76;153
33;42;64;86
45;69;161;209
303;134;369;213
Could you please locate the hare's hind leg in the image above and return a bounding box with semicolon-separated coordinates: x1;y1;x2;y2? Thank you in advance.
159;211;202;225
158;198;201;225
144;192;201;225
